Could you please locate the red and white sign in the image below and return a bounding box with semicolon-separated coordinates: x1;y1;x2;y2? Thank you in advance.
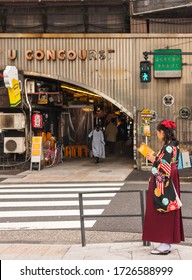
32;113;43;128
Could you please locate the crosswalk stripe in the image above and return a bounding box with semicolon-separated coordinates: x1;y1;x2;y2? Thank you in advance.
0;182;124;230
0;187;120;193
0;193;116;199
0;200;111;207
0;209;103;217
0;182;124;188
0;220;96;230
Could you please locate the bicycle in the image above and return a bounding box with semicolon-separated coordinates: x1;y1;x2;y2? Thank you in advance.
44;139;64;168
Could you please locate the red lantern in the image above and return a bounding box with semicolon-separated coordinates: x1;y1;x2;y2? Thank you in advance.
32;113;43;128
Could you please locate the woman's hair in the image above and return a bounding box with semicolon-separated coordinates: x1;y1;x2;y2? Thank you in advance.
156;120;178;144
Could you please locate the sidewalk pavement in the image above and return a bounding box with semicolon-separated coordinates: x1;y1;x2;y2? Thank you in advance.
0;157;191;260
0;242;192;260
0;157;191;183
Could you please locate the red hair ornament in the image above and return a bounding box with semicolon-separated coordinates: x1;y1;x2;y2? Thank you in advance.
161;120;176;129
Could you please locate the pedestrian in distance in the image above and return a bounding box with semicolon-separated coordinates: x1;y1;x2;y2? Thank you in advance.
117;118;128;155
142;119;184;255
88;125;105;163
105;118;117;155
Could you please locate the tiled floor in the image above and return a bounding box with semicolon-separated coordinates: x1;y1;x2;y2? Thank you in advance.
0;242;191;260
2;156;134;183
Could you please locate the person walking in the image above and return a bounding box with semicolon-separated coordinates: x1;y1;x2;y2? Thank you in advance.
142;120;184;255
105;118;117;154
117;118;127;155
88;125;105;163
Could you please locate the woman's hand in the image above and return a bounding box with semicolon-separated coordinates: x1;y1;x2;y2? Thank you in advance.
146;152;155;163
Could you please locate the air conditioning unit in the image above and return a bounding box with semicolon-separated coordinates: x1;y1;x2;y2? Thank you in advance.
0;113;25;130
4;137;26;153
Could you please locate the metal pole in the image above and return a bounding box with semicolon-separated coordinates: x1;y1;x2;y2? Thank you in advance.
145;120;148;167
143;51;192;56
79;193;86;247
140;190;150;246
133;106;137;168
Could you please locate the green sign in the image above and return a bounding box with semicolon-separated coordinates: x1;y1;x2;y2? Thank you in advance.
154;49;182;78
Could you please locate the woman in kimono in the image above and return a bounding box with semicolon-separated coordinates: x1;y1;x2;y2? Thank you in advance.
142;120;184;255
88;125;105;163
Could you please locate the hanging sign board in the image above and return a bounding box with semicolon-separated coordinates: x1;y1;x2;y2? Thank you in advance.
30;136;43;170
141;123;151;137
3;66;22;107
141;109;152;121
7;78;22;107
143;124;150;137
154;49;182;78
181;151;191;168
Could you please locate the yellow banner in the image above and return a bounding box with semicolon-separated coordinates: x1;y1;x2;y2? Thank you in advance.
8;78;21;107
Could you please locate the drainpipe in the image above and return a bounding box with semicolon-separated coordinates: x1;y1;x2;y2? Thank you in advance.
133;106;137;169
24;78;32;143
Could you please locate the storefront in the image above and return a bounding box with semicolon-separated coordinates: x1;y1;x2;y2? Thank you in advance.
0;34;192;169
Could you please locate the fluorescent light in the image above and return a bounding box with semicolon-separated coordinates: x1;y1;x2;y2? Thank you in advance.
61;84;100;97
82;106;94;112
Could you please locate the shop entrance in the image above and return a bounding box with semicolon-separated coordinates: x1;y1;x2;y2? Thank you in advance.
24;74;134;163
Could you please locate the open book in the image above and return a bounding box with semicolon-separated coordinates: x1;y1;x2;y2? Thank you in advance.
138;142;155;158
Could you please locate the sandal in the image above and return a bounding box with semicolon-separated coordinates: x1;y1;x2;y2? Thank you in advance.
151;249;171;255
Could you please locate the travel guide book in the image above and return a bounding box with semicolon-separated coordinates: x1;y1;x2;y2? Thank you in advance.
138;142;155;158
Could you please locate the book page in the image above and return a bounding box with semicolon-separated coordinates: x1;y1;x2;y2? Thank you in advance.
138;142;155;158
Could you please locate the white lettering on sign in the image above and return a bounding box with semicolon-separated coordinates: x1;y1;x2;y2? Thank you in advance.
141;109;153;120
34;115;40;127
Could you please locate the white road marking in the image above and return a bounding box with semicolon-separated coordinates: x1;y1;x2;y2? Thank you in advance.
0;220;96;230
0;200;111;207
0;187;120;193
0;209;103;217
0;182;124;188
0;193;116;199
0;182;123;230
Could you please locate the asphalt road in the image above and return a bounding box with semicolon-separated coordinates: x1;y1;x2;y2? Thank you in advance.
0;180;191;245
92;181;192;238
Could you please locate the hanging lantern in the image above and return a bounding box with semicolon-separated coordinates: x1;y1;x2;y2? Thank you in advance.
32;113;43;128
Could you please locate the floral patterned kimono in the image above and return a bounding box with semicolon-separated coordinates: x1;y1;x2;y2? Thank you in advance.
142;141;184;244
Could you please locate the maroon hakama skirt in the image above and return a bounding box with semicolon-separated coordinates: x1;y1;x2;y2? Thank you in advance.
142;163;184;244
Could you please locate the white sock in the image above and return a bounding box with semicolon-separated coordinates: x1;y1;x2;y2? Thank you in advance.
158;243;171;251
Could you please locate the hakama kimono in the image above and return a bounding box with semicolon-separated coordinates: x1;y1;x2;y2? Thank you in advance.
142;141;184;244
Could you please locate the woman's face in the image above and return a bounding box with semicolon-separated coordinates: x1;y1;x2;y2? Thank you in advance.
157;130;165;142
